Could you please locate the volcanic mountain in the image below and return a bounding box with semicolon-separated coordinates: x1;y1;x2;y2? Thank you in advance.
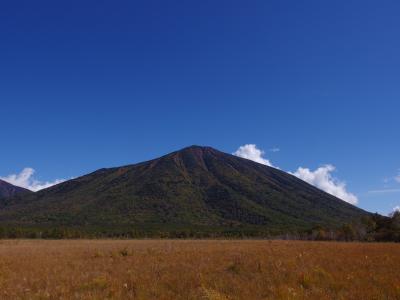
0;180;32;200
0;146;368;234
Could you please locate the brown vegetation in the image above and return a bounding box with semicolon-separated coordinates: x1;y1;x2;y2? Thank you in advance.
0;240;399;299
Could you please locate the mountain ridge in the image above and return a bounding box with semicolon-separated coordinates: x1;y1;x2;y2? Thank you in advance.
0;146;368;235
0;180;32;200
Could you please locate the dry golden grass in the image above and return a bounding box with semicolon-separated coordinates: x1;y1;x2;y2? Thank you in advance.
0;240;399;299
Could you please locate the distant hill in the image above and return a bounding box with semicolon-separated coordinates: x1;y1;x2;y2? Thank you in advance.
0;180;32;200
0;146;368;236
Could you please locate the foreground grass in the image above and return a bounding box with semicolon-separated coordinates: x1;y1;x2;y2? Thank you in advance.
0;240;399;299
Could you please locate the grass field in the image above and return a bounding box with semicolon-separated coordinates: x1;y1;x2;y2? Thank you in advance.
0;240;399;299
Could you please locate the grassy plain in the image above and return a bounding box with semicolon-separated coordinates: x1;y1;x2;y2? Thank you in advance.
0;240;399;299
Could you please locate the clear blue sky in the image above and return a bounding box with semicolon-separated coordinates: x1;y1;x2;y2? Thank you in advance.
1;0;399;214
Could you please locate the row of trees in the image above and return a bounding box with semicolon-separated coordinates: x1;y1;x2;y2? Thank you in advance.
0;227;269;239
307;211;400;242
0;212;399;241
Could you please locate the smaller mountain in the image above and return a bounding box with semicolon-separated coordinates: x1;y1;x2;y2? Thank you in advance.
0;180;32;199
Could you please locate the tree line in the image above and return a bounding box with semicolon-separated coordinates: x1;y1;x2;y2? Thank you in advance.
0;211;399;241
305;211;400;242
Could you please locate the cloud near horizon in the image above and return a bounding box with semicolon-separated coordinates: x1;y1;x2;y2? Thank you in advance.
234;144;358;205
368;188;400;194
0;168;66;192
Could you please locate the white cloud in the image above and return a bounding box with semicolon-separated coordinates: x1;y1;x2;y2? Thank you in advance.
395;175;400;183
270;147;280;153
393;206;400;212
0;168;66;192
233;144;274;167
291;165;358;205
234;144;358;205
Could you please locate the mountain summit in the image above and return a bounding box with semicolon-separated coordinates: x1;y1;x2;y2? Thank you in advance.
0;146;367;235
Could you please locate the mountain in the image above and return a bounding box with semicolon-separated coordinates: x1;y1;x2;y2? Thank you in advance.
0;146;368;236
0;180;32;200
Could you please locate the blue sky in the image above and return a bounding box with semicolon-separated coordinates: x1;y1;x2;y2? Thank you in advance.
1;0;399;214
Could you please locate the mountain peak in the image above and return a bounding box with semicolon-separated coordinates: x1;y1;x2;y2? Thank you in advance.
179;145;218;152
171;145;220;160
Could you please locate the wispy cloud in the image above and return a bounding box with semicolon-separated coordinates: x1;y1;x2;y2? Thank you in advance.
0;168;66;192
387;169;400;184
269;147;280;153
368;188;400;194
